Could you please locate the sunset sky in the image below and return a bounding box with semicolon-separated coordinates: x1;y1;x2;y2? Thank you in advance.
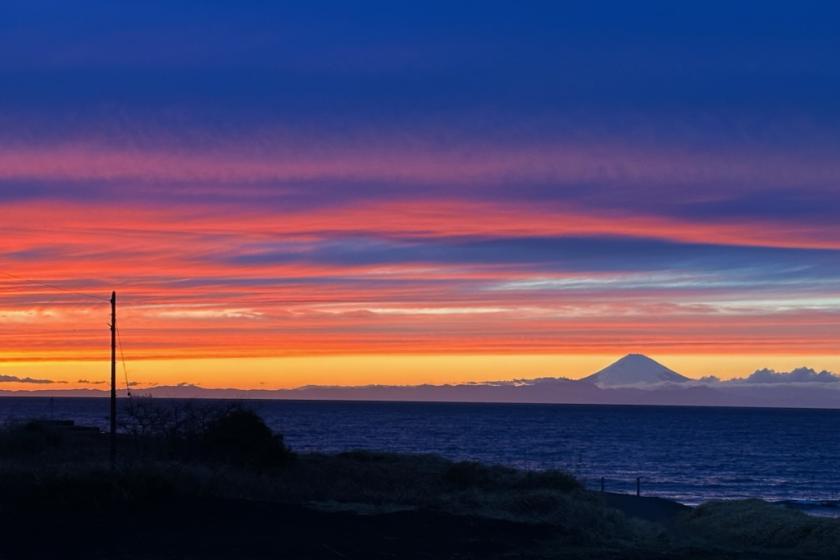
2;2;840;389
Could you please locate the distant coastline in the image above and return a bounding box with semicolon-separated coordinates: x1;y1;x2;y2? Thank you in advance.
5;354;840;409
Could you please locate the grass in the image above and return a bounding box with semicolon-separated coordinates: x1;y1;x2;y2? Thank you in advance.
0;418;654;549
677;499;840;556
1;415;839;558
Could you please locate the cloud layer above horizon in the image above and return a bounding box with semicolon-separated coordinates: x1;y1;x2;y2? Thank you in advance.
1;1;840;386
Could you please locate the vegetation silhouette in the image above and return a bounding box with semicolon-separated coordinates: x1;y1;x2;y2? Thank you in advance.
199;407;292;467
0;404;838;559
122;398;291;467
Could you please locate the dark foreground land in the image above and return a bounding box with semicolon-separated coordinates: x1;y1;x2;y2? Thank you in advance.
0;410;838;559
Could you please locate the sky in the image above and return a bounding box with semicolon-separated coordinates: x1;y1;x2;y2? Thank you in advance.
2;1;840;389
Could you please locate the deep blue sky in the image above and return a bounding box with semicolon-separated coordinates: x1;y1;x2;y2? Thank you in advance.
2;1;840;385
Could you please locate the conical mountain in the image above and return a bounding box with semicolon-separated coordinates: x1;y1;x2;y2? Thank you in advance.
582;354;689;387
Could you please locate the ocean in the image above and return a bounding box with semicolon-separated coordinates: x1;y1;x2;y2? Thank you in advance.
3;397;840;517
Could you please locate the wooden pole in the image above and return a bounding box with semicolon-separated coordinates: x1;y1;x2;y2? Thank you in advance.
110;290;116;468
636;476;641;497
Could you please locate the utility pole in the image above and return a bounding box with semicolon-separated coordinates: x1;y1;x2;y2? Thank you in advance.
110;290;116;468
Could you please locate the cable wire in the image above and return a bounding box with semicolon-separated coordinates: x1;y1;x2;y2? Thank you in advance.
116;326;132;398
1;269;131;394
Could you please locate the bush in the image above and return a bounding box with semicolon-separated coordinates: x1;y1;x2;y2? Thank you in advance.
199;408;292;468
123;398;226;443
123;399;293;468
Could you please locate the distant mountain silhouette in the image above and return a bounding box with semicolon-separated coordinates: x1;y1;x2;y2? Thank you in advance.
582;354;690;387
4;354;840;409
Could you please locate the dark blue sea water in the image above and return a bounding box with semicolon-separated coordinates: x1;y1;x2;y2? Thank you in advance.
3;397;840;516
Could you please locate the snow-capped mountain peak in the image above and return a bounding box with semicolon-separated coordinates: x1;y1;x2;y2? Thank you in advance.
582;354;689;387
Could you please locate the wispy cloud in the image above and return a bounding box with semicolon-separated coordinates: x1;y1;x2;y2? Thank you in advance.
0;374;64;384
1;2;840;382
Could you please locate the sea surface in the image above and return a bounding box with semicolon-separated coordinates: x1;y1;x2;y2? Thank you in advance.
3;397;840;517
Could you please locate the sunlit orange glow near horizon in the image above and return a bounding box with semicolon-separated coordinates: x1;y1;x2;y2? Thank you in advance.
2;142;840;391
5;354;840;392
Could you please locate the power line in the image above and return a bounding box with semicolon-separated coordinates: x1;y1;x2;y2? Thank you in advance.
1;272;133;405
116;326;132;398
1;271;131;399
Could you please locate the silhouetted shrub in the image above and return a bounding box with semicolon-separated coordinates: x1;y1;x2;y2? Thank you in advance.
123;398;226;444
199;408;292;468
122;399;293;467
